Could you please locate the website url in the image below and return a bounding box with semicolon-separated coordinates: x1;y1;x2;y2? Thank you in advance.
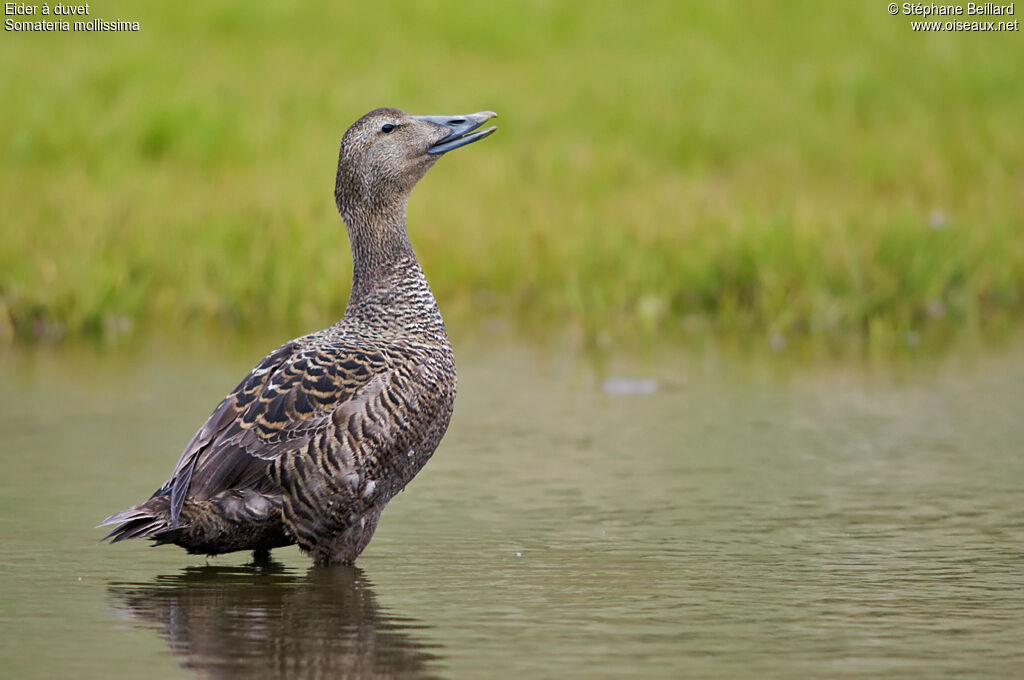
912;18;1020;29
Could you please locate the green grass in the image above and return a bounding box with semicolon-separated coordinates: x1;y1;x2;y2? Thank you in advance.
1;1;1022;350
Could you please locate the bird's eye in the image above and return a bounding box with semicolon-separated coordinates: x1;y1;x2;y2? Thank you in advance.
381;124;396;133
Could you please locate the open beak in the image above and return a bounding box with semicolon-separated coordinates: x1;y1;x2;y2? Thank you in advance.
414;111;498;155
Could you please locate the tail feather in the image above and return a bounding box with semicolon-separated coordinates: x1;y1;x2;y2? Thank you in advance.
100;489;291;555
100;496;183;544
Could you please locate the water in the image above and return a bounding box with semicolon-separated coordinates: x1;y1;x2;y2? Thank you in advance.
2;336;1023;679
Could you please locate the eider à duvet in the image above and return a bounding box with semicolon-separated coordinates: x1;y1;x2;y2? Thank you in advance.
101;108;497;566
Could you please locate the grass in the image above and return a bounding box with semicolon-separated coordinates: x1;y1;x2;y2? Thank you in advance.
1;1;1022;351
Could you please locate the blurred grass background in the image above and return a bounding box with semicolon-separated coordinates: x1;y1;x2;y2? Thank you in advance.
1;1;1022;351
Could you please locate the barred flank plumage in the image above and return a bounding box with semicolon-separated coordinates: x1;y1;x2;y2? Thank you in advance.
101;108;497;565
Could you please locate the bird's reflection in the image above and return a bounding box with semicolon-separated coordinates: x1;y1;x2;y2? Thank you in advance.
107;562;443;679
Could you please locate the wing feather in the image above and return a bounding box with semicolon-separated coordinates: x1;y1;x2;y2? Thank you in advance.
165;339;394;525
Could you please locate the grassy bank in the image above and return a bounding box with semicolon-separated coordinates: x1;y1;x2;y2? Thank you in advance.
2;1;1022;349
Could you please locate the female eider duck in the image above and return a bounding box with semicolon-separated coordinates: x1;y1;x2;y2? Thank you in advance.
101;108;497;566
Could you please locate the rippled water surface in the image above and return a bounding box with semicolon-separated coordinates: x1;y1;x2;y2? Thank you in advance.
2;336;1023;679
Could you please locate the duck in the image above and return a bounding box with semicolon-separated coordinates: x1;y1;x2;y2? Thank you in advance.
101;108;497;566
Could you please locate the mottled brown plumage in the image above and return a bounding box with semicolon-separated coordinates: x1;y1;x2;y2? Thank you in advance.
102;108;497;565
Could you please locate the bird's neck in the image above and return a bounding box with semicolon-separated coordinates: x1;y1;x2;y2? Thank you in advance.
341;201;445;337
343;200;418;300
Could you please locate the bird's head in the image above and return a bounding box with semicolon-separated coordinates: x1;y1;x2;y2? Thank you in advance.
334;108;497;222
